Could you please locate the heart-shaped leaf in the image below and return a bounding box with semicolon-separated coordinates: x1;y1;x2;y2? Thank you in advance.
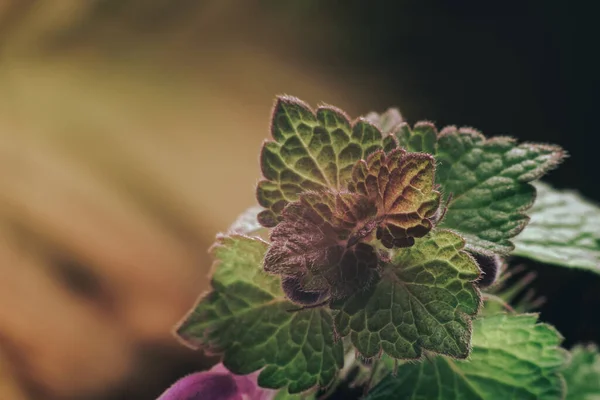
331;229;481;360
176;235;343;394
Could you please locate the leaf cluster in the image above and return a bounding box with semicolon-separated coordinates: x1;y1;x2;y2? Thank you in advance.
175;96;600;399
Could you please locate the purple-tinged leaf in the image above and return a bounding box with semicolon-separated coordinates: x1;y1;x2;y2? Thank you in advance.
264;191;380;300
349;148;441;248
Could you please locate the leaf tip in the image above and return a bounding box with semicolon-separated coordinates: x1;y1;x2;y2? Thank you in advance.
274;94;313;111
316;102;352;123
413;120;438;133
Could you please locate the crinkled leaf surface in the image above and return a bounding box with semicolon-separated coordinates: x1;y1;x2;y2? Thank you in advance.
513;182;600;273
273;389;316;400
176;235;343;393
264;146;443;299
563;344;600;400
365;314;568;400
264;191;380;300
350;149;440;248
257;96;384;227
393;121;438;154
331;229;480;360
385;121;565;254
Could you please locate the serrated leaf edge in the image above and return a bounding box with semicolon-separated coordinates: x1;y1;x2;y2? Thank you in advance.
258;95;386;227
173;233;273;351
332;228;483;362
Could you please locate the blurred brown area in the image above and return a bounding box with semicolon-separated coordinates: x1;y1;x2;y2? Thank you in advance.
0;1;392;399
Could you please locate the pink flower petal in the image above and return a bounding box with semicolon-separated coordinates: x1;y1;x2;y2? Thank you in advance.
157;363;276;400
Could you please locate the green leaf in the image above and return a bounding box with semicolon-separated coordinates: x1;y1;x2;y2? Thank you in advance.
257;96;384;227
365;313;569;400
394;121;438;154
175;235;344;394
273;389;316;400
563;344;600;400
436;128;565;254
513;181;600;273
386;121;565;254
331;229;481;360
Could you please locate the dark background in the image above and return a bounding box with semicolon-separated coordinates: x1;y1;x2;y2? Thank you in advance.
286;1;600;348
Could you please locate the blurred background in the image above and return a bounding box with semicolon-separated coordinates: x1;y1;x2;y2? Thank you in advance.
0;1;598;399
